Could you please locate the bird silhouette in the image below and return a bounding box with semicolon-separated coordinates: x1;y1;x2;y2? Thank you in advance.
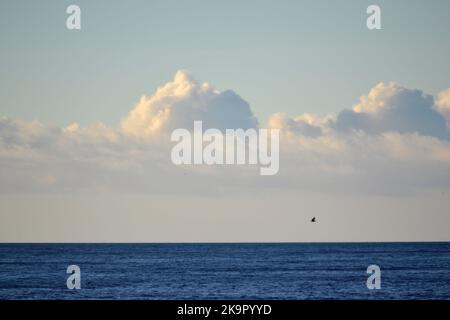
311;217;316;223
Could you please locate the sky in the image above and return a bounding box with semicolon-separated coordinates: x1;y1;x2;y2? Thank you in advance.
1;0;450;126
1;0;450;242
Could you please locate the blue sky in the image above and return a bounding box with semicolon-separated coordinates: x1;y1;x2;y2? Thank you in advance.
1;1;450;242
1;0;450;127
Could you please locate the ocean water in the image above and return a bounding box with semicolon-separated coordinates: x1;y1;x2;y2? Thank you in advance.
0;243;449;300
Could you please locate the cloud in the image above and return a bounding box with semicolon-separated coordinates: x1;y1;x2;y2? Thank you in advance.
121;70;258;137
268;112;323;138
330;83;450;139
1;72;450;196
0;117;60;148
436;88;450;128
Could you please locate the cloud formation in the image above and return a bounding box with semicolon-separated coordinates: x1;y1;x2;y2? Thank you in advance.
268;112;323;138
330;83;449;139
121;70;258;137
436;88;450;129
1;71;450;196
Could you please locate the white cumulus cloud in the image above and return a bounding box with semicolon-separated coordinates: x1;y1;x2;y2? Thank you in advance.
121;70;258;137
330;82;449;139
436;87;450;129
1;72;450;196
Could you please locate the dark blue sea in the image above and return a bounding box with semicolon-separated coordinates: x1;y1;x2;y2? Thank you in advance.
0;243;449;300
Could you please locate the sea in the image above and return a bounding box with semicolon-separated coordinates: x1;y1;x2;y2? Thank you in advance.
0;243;449;300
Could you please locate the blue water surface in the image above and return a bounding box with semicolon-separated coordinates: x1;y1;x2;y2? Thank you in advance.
0;243;449;299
